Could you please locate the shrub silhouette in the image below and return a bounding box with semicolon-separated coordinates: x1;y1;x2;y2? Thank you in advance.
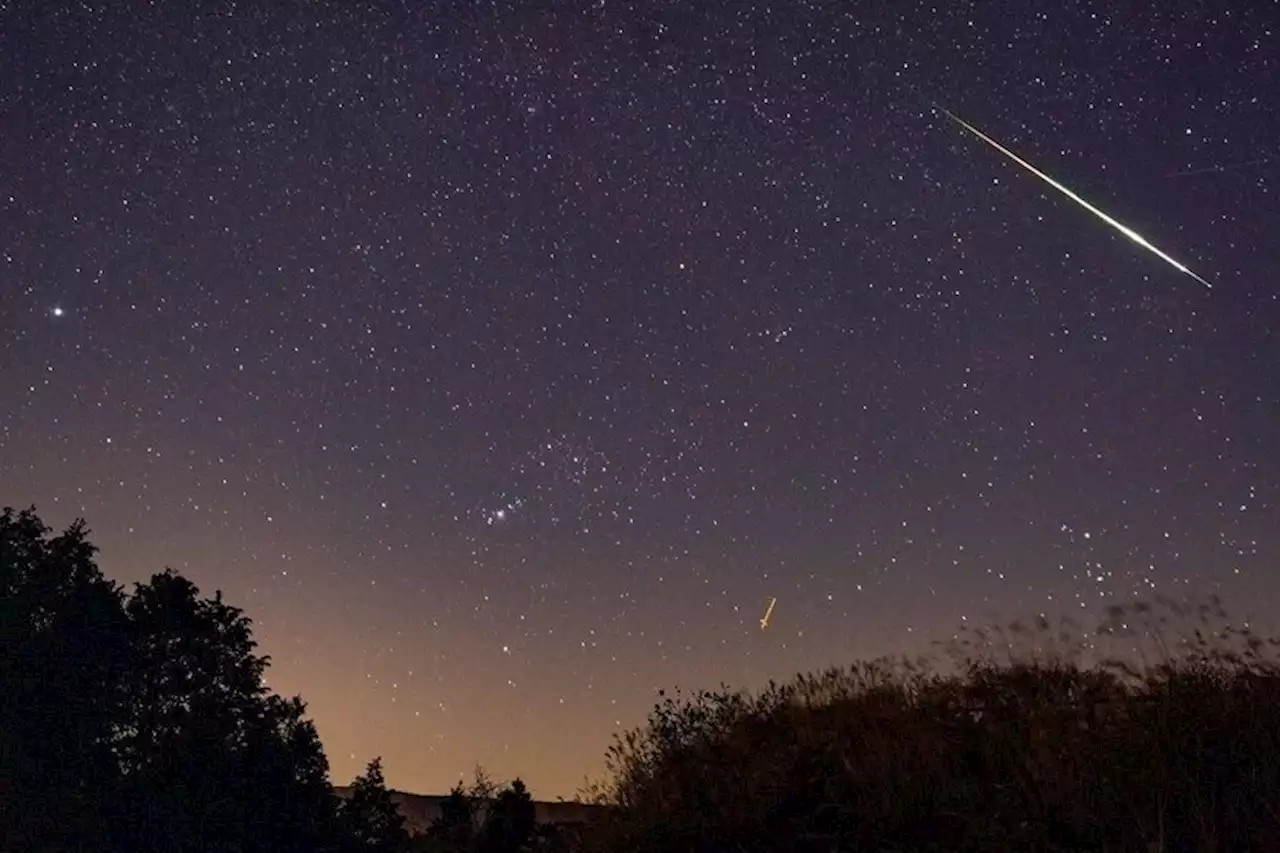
586;601;1280;852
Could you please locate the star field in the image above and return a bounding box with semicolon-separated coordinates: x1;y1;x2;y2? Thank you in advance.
2;1;1277;797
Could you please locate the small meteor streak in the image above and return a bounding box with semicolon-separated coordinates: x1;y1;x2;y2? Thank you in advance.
939;106;1213;289
760;597;777;630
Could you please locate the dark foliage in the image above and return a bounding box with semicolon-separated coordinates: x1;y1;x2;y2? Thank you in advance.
339;758;411;852
415;772;542;853
1;508;130;851
0;507;394;852
111;568;339;852
479;778;537;853
585;600;1280;853
422;782;479;852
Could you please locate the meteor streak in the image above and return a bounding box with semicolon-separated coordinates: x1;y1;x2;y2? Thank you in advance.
760;597;777;630
939;107;1213;289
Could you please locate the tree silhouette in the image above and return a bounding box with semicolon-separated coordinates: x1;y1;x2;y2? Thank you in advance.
420;770;544;853
1;507;345;853
479;779;537;853
0;508;129;852
422;781;477;853
339;757;410;852
110;568;338;852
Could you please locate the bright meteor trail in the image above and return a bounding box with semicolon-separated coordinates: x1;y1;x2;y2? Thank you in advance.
939;107;1213;289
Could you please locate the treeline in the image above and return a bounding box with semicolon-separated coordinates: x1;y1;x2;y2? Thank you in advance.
7;506;1280;852
343;763;569;853
0;507;549;853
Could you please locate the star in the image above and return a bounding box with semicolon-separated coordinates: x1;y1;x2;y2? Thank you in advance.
3;0;1270;804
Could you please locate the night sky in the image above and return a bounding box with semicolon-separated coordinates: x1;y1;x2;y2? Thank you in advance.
3;1;1277;798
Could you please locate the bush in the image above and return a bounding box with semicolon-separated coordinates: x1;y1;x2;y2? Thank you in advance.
586;599;1280;852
